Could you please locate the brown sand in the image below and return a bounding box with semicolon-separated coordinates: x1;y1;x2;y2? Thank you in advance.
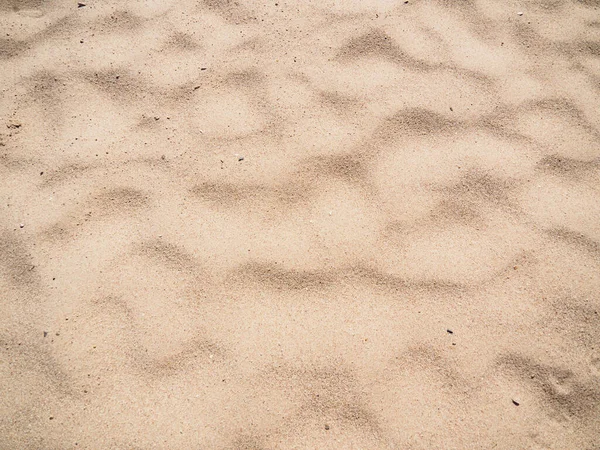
1;0;600;448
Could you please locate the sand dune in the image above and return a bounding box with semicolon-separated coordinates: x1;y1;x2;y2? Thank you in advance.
1;0;600;448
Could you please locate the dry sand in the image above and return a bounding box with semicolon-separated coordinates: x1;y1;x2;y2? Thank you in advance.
2;0;600;448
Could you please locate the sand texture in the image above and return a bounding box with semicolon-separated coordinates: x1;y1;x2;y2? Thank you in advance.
2;0;600;448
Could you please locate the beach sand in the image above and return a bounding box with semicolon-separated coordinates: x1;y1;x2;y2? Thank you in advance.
1;0;600;448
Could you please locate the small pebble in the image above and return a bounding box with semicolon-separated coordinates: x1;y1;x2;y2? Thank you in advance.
324;424;330;430
517;12;523;16
447;329;453;334
19;223;24;228
238;156;244;161
512;399;520;406
78;2;86;7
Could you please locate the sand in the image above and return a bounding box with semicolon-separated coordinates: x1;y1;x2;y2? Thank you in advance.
1;0;600;448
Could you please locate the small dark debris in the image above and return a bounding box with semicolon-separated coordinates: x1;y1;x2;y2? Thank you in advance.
40;171;44;175
238;156;244;161
43;331;48;338
154;117;160;121
161;155;166;160
80;40;84;43
49;416;54;420
452;342;456;346
447;329;453;334
449;107;453;111
193;86;200;90
324;424;330;430
78;2;86;7
512;399;520;406
404;0;409;3
200;67;207;71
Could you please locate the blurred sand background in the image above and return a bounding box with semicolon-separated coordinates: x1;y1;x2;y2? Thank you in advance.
1;0;600;448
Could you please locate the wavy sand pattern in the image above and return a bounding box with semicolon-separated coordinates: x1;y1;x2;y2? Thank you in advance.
1;0;600;448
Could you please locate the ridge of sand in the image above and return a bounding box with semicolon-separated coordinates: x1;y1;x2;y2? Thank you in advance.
1;0;600;448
